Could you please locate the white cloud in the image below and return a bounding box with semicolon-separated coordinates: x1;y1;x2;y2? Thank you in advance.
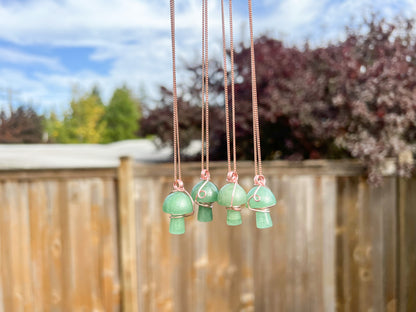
0;0;224;107
255;0;416;45
0;47;64;70
0;68;60;111
0;0;203;46
0;0;415;112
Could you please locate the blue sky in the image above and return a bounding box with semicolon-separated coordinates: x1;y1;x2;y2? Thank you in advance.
0;0;414;113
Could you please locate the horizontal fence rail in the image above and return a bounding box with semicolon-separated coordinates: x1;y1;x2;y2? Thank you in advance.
0;159;414;312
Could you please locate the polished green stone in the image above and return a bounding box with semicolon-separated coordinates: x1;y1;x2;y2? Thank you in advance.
197;206;213;222
256;211;273;229
246;186;276;229
191;180;219;203
163;191;193;215
218;183;246;226
227;209;242;226
246;186;276;208
191;180;219;222
169;217;186;235
163;191;193;235
218;183;247;206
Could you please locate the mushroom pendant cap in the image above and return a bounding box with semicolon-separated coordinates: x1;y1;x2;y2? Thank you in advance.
218;183;246;226
163;191;193;235
247;186;276;229
191;180;219;222
163;191;193;215
246;186;276;209
191;180;219;203
218;183;247;207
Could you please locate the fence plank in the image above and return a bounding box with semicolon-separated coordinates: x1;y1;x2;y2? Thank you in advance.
357;178;377;312
308;176;324;312
381;177;398;312
101;178;121;312
0;182;14;311
46;181;64;311
118;157;139;312
90;179;105;311
16;182;35;311
321;176;336;312
0;160;414;312
29;181;51;311
368;177;397;312
0;182;14;312
399;178;416;312
13;181;34;311
68;179;93;309
336;177;360;312
135;176;150;312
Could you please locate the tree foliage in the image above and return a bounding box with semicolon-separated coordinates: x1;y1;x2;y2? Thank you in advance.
45;86;142;144
141;16;416;181
101;87;141;143
140;86;226;159
0;106;43;143
48;89;106;143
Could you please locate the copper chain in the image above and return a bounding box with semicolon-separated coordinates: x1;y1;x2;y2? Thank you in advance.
221;0;237;175
200;0;210;173
201;0;206;172
171;0;260;181
248;0;263;177
220;0;231;173
229;0;237;173
170;0;182;182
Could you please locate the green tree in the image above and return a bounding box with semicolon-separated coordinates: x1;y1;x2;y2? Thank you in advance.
101;86;141;143
43;111;64;143
47;88;106;143
65;90;105;143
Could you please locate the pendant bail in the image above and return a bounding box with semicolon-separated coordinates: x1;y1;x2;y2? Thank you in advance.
200;169;210;181
173;179;184;191
254;174;266;186
226;171;238;183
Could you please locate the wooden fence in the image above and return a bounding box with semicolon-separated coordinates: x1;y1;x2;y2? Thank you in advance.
0;159;415;311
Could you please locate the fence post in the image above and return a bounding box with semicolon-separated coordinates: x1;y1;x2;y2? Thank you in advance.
118;156;138;312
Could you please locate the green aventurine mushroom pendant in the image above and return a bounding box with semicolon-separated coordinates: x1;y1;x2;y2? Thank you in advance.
191;179;219;222
246;178;276;229
218;177;247;226
163;190;194;235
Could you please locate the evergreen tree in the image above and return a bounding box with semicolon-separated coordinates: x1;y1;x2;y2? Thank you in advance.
101;86;141;143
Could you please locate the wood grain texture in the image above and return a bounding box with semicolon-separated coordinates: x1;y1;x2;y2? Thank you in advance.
0;172;120;311
399;177;416;312
133;163;410;312
0;160;414;312
118;157;139;312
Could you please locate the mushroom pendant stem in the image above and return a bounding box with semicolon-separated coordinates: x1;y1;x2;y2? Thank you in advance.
191;179;219;223
163;188;194;235
169;216;186;235
246;183;276;229
226;209;242;226
197;206;213;222
218;179;247;226
255;211;273;229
